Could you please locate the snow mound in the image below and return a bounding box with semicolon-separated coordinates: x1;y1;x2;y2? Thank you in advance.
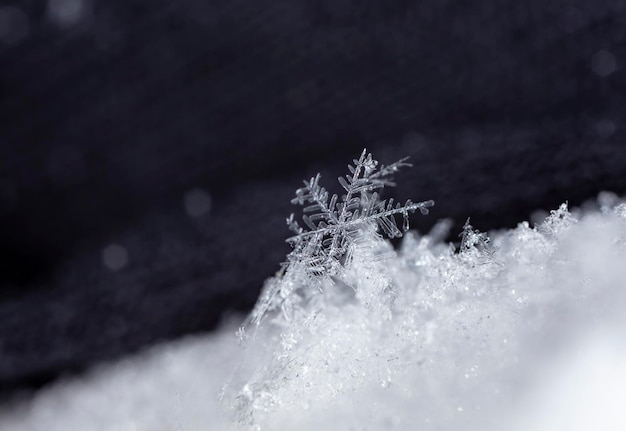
2;197;626;430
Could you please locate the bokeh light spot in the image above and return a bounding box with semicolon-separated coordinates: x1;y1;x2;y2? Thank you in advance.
184;188;212;218
47;0;88;27
591;49;617;77
102;244;129;271
595;119;616;139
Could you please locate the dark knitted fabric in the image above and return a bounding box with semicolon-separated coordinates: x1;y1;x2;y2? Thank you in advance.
0;1;625;393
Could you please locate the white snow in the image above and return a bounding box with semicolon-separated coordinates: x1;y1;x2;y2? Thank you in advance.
2;197;626;430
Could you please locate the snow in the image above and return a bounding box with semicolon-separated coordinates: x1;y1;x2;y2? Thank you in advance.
2;197;626;430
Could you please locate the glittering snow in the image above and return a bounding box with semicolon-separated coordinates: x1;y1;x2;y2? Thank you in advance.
2;197;626;431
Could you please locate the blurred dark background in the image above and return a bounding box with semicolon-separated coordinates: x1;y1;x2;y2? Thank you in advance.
0;0;625;395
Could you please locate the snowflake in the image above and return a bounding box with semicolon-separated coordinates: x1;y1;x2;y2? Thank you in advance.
248;149;433;326
285;149;433;275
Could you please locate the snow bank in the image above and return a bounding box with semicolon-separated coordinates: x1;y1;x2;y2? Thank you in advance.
2;197;626;430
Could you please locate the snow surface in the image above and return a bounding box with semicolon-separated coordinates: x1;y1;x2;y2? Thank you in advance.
2;196;626;430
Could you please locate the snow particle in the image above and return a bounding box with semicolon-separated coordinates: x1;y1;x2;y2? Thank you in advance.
615;203;626;219
183;188;212;218
102;243;128;271
591;50;617;77
0;6;29;45
597;191;619;211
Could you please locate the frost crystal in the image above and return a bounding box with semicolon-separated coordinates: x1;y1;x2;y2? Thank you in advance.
249;149;433;325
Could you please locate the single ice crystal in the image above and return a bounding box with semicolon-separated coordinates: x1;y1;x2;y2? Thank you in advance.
248;149;433;326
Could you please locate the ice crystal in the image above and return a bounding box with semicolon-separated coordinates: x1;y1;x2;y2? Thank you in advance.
249;149;433;326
